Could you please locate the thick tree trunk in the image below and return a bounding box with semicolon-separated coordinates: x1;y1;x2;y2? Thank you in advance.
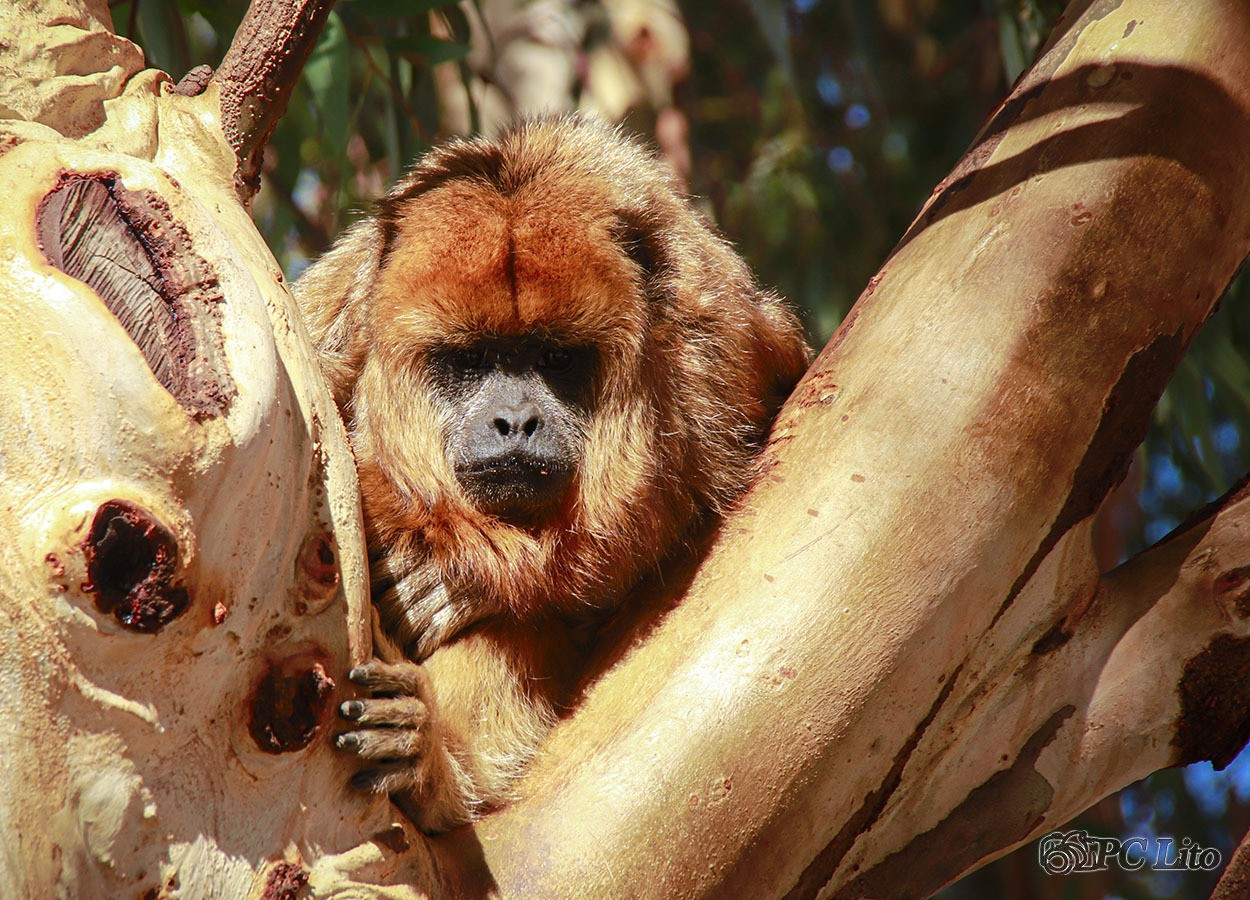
3;1;1250;898
0;2;432;897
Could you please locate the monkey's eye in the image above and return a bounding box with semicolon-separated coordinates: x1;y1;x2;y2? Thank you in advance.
536;348;573;373
450;348;489;372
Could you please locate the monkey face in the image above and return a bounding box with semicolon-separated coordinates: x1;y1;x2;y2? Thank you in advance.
429;337;596;524
297;117;811;617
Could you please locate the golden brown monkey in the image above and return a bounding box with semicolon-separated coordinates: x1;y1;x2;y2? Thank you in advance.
293;116;810;832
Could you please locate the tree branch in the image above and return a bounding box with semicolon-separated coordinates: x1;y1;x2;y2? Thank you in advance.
216;0;336;207
451;0;1250;895
831;475;1250;895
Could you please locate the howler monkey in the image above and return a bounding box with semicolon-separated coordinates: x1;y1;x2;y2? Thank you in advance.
294;116;810;832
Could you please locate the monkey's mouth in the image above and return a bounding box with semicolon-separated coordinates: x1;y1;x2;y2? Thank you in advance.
456;454;575;523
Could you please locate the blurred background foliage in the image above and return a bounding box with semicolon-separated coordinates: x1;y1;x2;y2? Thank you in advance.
111;0;1250;895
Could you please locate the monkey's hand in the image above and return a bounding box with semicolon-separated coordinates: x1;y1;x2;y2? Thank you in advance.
336;659;475;833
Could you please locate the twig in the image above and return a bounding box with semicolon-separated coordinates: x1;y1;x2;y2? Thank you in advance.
216;0;337;208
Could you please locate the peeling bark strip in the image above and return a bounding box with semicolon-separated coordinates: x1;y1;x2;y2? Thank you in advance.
1056;330;1186;535
783;664;965;900
37;172;234;419
1174;634;1250;769
835;707;1072;899
993;330;1188;626
249;659;336;754
83;500;190;632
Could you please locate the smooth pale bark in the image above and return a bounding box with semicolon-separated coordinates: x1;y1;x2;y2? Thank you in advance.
4;0;1250;898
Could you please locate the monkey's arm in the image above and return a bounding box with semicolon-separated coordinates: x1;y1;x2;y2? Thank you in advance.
372;562;503;662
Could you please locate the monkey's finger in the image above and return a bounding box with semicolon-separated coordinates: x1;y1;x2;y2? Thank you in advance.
337;728;426;760
339;696;429;729
350;760;427;795
347;659;429;696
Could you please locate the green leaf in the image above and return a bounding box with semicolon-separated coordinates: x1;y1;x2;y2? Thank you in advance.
1207;332;1250;417
135;0;191;75
303;12;351;160
1168;361;1226;491
440;3;473;45
386;35;470;66
997;11;1027;83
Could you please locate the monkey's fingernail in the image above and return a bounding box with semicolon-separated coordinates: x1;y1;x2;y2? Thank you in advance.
341;700;365;719
336;733;360;750
348;666;370;683
351;770;377;791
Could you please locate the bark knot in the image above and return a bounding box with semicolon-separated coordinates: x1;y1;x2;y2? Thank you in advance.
82;500;189;633
249;657;336;754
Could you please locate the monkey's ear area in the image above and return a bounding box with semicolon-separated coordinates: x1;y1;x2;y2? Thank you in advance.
291;217;387;411
693;290;811;424
612;212;663;289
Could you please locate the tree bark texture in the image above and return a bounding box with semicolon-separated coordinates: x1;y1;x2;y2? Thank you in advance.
4;0;1250;898
216;0;336;205
0;2;434;897
464;1;1250;896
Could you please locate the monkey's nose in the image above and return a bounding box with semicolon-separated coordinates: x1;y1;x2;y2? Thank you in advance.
492;405;542;439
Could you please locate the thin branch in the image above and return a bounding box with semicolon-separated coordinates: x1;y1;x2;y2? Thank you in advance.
216;0;337;207
349;34;430;144
262;165;332;255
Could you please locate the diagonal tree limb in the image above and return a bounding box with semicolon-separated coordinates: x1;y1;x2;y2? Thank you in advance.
834;475;1250;896
454;1;1250;896
216;0;337;207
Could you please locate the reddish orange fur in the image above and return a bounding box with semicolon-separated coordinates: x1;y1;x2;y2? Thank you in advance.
294;116;810;829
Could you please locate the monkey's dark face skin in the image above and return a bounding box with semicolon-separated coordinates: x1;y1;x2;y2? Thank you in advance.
429;335;597;524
